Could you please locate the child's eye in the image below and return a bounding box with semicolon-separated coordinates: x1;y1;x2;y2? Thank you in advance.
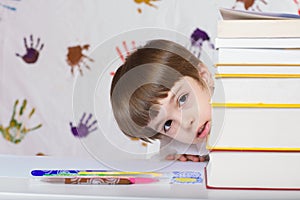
178;94;188;106
163;120;172;132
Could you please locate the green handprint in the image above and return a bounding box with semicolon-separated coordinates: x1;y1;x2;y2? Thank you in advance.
0;99;42;144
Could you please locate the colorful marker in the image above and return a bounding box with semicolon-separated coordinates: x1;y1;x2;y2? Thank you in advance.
30;169;161;177
31;170;107;177
40;177;159;185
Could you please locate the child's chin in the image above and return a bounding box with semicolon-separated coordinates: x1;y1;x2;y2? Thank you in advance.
192;137;206;144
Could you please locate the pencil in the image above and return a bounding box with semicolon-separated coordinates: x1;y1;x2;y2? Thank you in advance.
40;177;159;185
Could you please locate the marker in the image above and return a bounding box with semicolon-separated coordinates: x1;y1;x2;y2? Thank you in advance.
31;169;161;177
31;170;107;177
40;177;159;185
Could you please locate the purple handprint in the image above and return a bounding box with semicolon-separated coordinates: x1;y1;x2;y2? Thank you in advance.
70;113;97;138
189;28;214;58
16;34;44;64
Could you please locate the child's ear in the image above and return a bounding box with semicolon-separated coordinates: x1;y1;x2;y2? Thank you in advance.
197;63;214;93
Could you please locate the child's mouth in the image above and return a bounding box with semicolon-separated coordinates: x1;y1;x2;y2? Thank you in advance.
197;121;210;138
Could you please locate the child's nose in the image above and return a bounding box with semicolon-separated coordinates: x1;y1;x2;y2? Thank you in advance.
181;114;195;129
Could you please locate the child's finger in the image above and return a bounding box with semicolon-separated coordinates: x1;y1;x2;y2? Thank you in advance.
177;154;187;162
199;156;206;162
165;154;175;160
186;155;200;162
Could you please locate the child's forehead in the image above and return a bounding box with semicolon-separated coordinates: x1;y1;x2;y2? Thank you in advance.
170;76;197;93
156;77;191;103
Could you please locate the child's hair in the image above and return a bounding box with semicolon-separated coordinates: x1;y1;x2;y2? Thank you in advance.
110;39;206;143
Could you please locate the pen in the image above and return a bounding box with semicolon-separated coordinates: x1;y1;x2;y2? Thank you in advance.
31;170;161;177
40;177;159;185
31;170;107;177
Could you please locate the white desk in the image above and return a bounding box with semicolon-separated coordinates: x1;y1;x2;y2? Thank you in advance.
0;155;299;200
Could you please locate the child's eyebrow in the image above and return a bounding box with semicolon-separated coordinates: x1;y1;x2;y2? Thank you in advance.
171;85;184;102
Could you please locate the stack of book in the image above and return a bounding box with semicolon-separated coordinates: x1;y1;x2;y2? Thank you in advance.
206;9;300;190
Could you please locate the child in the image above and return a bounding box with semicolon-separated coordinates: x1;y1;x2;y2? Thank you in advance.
110;39;214;162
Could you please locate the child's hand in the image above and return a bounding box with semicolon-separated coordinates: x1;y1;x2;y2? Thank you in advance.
165;154;209;162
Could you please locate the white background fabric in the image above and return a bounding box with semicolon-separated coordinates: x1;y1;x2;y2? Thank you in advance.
0;0;297;159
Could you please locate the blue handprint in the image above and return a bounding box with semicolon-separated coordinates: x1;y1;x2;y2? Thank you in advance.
0;0;20;11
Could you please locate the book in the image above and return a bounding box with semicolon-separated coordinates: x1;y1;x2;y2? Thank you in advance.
217;48;300;65
208;104;300;151
219;8;300;20
213;65;300;103
209;10;300;191
213;76;300;103
205;151;300;190
217;20;300;38
215;37;300;49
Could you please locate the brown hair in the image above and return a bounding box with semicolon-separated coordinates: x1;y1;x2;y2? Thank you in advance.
110;40;205;142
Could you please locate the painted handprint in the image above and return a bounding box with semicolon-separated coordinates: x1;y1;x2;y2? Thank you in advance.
0;0;20;11
116;41;136;63
232;0;267;11
70;113;97;138
66;44;94;76
134;0;160;13
0;99;42;144
189;28;214;58
16;35;44;64
110;40;137;76
294;0;300;15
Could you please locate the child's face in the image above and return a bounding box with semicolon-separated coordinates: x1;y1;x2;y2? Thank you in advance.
147;76;212;144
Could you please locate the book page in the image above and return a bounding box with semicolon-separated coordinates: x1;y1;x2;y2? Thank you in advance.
219;8;300;20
